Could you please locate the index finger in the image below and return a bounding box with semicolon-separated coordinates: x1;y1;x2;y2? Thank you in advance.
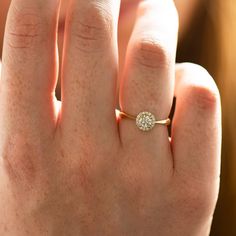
0;0;60;136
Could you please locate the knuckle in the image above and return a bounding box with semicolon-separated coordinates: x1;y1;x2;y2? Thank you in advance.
132;37;171;70
188;86;219;110
6;7;51;49
70;4;113;53
183;64;220;110
187;85;219;110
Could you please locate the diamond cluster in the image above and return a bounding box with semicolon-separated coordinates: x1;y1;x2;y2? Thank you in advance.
136;112;156;131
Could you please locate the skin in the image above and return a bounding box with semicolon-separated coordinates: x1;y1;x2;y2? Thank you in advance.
0;0;221;235
0;0;200;59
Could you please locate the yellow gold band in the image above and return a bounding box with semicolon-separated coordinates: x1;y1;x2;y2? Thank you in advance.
117;109;171;132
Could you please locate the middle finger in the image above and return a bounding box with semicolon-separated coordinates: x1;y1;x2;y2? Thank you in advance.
60;0;120;142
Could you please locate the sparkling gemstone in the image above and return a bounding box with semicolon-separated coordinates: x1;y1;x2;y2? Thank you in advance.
136;112;156;131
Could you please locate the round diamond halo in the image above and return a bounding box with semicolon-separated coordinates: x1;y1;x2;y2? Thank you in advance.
136;112;156;131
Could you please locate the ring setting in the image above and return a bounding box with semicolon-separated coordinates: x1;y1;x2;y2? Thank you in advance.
136;112;156;131
117;109;171;132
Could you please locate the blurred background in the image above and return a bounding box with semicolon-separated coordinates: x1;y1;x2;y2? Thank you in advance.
0;0;236;235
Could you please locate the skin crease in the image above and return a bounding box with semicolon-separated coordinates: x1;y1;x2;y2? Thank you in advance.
0;0;200;98
0;0;200;60
0;0;221;236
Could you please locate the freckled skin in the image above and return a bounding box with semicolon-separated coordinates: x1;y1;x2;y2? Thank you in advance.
0;1;220;236
0;0;199;59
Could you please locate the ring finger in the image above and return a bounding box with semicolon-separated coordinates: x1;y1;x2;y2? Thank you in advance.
119;0;178;160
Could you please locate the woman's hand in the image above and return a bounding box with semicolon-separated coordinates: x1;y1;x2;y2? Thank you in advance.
0;0;221;235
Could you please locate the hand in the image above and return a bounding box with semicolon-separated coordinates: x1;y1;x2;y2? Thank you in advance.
0;0;221;235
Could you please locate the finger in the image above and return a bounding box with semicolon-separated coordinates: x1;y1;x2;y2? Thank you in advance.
119;0;178;156
60;0;120;141
172;63;221;183
0;0;60;135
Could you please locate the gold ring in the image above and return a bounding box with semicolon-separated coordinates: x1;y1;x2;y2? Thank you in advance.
116;109;171;132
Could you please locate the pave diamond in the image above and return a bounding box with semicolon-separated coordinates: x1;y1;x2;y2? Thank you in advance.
136;112;156;131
